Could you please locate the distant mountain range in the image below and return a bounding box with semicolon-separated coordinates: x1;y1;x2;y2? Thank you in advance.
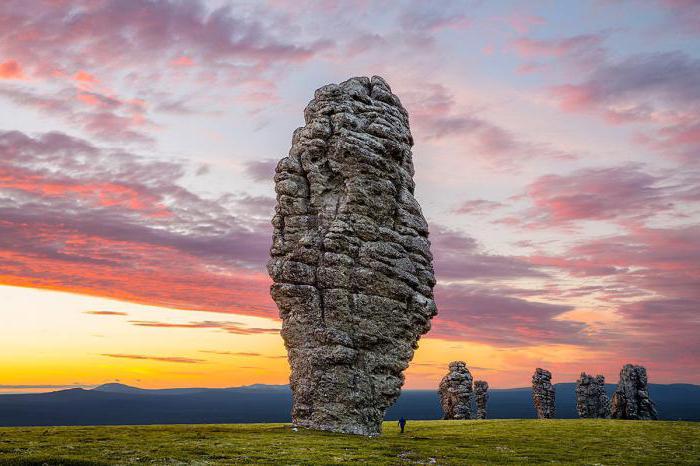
1;382;698;426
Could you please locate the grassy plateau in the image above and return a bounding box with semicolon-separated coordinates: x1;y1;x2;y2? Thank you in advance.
0;419;698;465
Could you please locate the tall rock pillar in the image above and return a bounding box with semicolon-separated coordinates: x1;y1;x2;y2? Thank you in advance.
268;76;437;435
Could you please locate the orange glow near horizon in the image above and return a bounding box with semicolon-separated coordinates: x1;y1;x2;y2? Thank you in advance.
0;284;633;395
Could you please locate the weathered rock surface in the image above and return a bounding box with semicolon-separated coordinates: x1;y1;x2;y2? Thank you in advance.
532;368;555;419
438;361;474;420
474;380;489;420
268;76;437;436
576;372;610;418
610;364;657;420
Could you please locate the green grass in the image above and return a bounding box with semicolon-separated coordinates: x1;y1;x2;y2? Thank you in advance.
0;420;698;465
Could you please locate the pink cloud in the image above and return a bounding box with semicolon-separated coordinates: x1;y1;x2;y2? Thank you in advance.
171;56;194;67
527;165;669;224
74;70;98;83
431;283;585;347
656;0;700;35
431;226;547;281
0;59;24;79
405;83;576;167
0;87;154;143
548;51;700;163
512;34;604;59
508;164;698;229
0;130;275;317
453;199;503;215
0;0;333;133
505;13;546;34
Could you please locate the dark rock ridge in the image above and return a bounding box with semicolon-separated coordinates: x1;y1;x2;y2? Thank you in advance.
438;361;474;420
576;372;610;418
610;364;657;420
474;380;489;420
268;76;437;436
532;368;555;419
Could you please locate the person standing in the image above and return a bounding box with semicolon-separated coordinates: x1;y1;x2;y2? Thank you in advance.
398;417;406;433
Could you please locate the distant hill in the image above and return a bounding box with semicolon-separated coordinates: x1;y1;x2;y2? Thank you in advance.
1;382;697;426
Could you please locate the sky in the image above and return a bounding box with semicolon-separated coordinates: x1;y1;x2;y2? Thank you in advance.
0;0;699;394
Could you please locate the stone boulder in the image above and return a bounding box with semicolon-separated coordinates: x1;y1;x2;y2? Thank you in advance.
576;372;610;418
268;76;437;436
438;361;474;420
474;380;489;420
532;368;555;419
610;364;657;420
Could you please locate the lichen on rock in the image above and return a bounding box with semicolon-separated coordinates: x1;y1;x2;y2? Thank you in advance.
268;76;437;436
610;364;657;420
438;361;474;420
532;368;555;419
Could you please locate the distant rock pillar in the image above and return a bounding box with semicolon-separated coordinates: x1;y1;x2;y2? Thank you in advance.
532;368;555;419
474;380;489;420
610;364;657;420
576;372;610;418
438;361;474;420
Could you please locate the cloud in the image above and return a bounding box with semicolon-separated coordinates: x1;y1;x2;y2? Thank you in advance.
497;164;700;232
243;159;277;182
0;0;330;80
528;224;700;301
0;86;154;143
129;320;279;335
398;2;471;33
551;51;700;112
84;311;128;316
655;0;700;35
453;199;504;215
199;350;262;356
548;51;700;163
0;129;275;317
405;83;575;167
517;164;682;228
0;59;24;79
504;13;546;34
511;33;605;61
432;284;586;347
431;226;547;281
0;0;334;141
101;354;205;364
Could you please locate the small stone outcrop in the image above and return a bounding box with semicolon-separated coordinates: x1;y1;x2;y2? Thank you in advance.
438;361;474;420
610;364;657;420
474;380;489;420
576;372;610;418
532;368;555;419
268;76;437;436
